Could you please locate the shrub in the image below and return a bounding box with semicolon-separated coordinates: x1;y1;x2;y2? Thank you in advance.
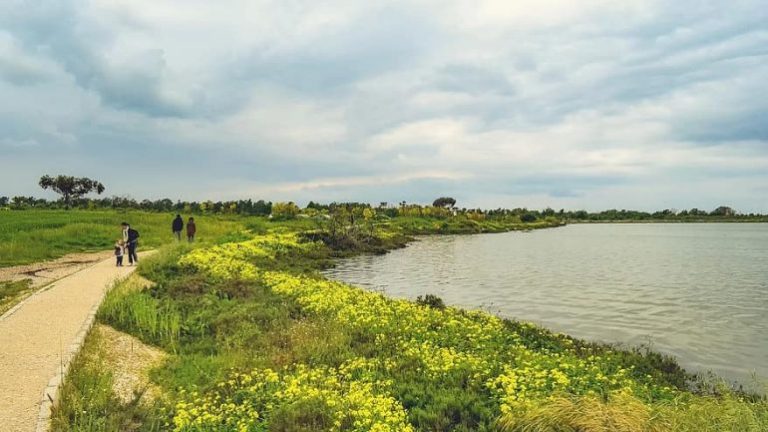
416;294;446;310
271;202;301;220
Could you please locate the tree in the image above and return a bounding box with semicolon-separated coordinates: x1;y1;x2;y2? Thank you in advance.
0;196;8;207
38;175;105;209
271;202;300;220
710;206;736;217
432;197;457;208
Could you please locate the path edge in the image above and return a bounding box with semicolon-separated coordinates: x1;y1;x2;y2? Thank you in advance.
0;256;106;323
33;275;118;432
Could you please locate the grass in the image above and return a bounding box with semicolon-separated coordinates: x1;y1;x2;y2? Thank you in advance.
36;212;766;430
52;220;768;431
387;215;563;235
0;210;248;267
50;321;166;432
0;279;34;315
497;391;768;431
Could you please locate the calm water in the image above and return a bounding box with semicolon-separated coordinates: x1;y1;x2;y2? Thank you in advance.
323;224;768;387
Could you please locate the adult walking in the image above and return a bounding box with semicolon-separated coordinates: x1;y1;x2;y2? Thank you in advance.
186;217;196;242
172;214;184;240
121;222;140;265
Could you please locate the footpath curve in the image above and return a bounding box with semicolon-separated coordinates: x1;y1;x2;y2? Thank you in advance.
0;253;151;432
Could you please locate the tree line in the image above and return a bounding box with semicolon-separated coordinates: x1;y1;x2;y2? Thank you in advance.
1;174;763;220
0;195;274;215
1;195;765;220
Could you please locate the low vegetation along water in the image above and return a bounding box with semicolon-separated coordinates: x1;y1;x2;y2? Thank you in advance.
50;219;768;431
325;223;768;390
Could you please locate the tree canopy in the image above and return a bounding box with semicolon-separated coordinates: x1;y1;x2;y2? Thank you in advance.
38;175;105;208
432;197;457;208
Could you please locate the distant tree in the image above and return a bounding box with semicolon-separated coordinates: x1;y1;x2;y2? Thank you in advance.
253;200;272;216
520;213;537;223
432;197;457;208
38;175;105;209
571;210;589;220
11;196;36;209
0;196;8;207
271;202;300;220
710;206;736;217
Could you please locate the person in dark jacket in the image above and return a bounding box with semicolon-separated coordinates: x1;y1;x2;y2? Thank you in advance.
186;217;196;242
121;222;140;265
172;214;184;241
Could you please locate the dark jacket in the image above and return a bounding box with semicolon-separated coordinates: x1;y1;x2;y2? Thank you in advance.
172;216;183;232
126;228;140;244
187;221;196;236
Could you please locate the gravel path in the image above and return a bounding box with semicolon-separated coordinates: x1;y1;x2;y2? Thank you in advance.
0;254;150;432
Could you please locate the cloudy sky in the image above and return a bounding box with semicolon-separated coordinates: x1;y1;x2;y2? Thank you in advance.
1;0;766;211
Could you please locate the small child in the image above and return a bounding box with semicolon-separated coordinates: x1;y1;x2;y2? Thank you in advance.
115;240;125;267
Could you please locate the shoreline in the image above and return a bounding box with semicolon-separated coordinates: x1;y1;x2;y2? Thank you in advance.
322;225;767;396
52;220;768;430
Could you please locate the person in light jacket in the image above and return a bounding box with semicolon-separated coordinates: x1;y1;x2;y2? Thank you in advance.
186;217;196;242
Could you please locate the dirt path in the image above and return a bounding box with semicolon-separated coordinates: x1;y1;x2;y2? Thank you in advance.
0;251;114;289
0;253;151;432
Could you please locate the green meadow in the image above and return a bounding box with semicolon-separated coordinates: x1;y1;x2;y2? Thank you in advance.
46;214;767;432
0;210;247;267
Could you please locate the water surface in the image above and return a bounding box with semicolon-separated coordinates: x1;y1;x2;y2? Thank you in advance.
324;223;768;388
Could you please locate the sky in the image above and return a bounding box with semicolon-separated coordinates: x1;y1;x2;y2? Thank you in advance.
1;0;767;212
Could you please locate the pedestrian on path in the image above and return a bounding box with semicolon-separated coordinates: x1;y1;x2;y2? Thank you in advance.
186;217;196;242
114;240;125;266
172;214;184;241
121;222;140;265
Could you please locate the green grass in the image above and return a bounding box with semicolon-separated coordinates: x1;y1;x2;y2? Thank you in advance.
50;322;165;432
0;210;248;267
0;279;34;315
387;215;563;235
49;213;767;431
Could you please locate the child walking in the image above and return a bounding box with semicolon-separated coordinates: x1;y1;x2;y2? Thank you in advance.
115;240;125;267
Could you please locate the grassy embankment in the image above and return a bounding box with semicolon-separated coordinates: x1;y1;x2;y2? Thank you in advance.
0;210;249;267
50;214;767;431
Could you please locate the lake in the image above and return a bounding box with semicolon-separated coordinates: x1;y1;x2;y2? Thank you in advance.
323;223;768;389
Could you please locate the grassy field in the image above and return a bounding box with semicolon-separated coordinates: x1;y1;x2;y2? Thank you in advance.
0;210;249;267
51;221;767;431
0;210;561;268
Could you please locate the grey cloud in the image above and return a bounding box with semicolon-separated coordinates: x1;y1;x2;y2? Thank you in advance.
0;1;767;211
429;64;516;96
0;52;51;85
230;7;439;93
1;1;194;118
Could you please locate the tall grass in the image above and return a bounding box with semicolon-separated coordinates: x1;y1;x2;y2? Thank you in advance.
99;278;181;351
50;325;165;432
497;392;768;432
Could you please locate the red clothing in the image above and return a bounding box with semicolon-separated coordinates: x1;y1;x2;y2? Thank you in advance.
187;221;196;236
